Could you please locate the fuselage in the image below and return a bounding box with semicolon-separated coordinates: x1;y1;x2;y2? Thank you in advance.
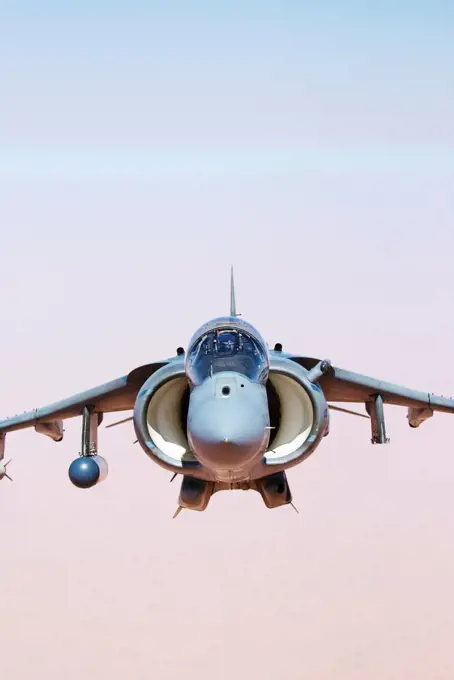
184;316;272;481
185;316;270;481
133;313;329;490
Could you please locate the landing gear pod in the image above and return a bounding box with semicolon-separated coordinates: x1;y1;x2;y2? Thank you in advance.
255;471;292;509
68;455;108;488
178;475;214;511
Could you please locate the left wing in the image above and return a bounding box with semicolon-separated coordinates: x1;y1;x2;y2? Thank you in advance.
288;354;454;411
286;354;454;442
0;359;169;439
321;365;454;413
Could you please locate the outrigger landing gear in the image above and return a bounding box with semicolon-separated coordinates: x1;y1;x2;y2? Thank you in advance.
366;395;390;444
68;406;108;488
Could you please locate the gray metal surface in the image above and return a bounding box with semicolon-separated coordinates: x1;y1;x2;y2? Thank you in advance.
1;269;453;511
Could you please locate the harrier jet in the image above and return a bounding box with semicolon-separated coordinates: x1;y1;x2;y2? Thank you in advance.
0;270;451;514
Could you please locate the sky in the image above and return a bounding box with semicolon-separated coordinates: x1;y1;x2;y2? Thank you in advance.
0;1;454;678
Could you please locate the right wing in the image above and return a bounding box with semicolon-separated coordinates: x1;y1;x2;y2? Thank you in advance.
0;359;169;437
286;353;454;442
287;354;454;412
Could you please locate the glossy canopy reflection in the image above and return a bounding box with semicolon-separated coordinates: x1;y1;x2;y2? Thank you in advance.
186;327;269;386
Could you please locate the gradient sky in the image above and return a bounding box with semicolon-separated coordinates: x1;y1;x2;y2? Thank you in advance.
1;2;454;678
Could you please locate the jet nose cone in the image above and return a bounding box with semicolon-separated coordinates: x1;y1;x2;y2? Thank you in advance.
187;374;270;471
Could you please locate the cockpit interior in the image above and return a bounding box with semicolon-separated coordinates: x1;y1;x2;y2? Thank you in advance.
186;327;269;386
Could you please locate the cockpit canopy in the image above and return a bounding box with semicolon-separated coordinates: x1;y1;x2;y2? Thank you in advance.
186;326;269;386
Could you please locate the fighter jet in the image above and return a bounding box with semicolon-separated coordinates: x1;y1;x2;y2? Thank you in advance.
0;269;451;514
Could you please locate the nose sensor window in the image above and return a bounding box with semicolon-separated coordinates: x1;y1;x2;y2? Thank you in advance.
221;385;231;396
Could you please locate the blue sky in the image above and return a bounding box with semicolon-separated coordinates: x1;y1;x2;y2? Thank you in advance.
1;0;452;178
0;0;452;261
2;13;454;679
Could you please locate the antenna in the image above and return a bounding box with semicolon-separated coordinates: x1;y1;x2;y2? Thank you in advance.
230;265;239;317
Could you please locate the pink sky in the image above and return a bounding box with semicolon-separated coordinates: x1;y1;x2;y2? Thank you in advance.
1;2;454;678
